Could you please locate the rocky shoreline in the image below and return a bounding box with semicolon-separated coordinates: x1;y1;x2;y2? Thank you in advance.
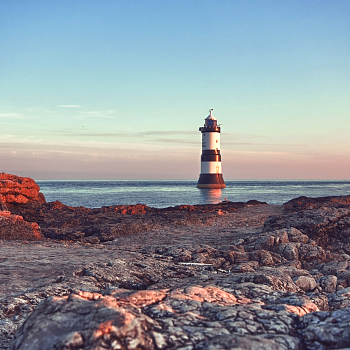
1;173;350;349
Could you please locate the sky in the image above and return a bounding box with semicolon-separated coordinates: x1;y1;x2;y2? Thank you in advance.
0;0;349;180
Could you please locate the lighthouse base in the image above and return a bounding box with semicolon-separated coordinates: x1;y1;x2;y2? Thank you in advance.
197;174;226;189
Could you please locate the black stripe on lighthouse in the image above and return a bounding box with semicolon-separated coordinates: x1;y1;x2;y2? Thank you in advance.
202;150;220;155
201;154;221;162
197;174;225;186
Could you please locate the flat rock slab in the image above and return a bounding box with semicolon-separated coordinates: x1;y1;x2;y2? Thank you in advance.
10;286;350;350
4;197;350;349
1;204;281;349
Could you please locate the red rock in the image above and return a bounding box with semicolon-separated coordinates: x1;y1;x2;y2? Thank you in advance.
0;211;42;240
0;173;46;206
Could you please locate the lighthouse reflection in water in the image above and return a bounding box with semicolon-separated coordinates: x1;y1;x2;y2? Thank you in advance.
199;188;223;204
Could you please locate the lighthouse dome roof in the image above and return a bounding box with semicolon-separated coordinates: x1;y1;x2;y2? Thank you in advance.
206;109;217;121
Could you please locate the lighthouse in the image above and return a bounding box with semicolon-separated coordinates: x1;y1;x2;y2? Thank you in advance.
197;109;226;189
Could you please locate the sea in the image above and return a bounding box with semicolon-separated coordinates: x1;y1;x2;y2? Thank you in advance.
36;180;350;209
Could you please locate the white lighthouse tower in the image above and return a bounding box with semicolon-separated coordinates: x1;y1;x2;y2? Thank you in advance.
197;109;226;189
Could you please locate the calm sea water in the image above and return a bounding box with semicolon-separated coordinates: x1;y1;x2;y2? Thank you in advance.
36;180;350;209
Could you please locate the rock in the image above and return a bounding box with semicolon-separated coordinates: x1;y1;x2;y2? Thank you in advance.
278;266;312;279
237;267;300;292
230;261;259;272
6;191;350;349
336;270;350;288
165;247;193;262
0;173;46;206
233;250;250;263
307;293;329;311
320;260;348;276
199;334;300;350
297;244;327;269
10;286;303;350
0;211;42;240
292;275;317;292
249;250;275;266
10;292;159;350
327;287;350;310
287;227;308;243
275;243;299;260
319;275;337;293
283;195;350;212
0;194;8;211
244;229;289;251
263;195;350;248
7;194;267;243
300;307;350;350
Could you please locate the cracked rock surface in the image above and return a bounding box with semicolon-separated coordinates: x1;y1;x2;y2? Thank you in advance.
2;190;350;349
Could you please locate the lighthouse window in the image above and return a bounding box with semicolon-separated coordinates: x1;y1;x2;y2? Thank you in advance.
216;140;218;143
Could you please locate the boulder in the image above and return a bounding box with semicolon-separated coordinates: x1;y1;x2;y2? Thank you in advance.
320;261;348;276
328;287;350;310
0;173;46;206
244;229;289;251
9;291;160;350
237;267;300;292
292;275;317;292
275;243;299;260
300;307;350;350
319;275;337;293
298;244;327;269
249;250;275;266
337;271;350;288
287;227;308;243
0;211;42;240
263;196;350;247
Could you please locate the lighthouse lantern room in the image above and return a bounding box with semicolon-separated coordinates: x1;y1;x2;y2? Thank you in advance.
197;109;226;189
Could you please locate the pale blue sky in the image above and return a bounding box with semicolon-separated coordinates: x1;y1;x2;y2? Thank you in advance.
1;0;349;179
